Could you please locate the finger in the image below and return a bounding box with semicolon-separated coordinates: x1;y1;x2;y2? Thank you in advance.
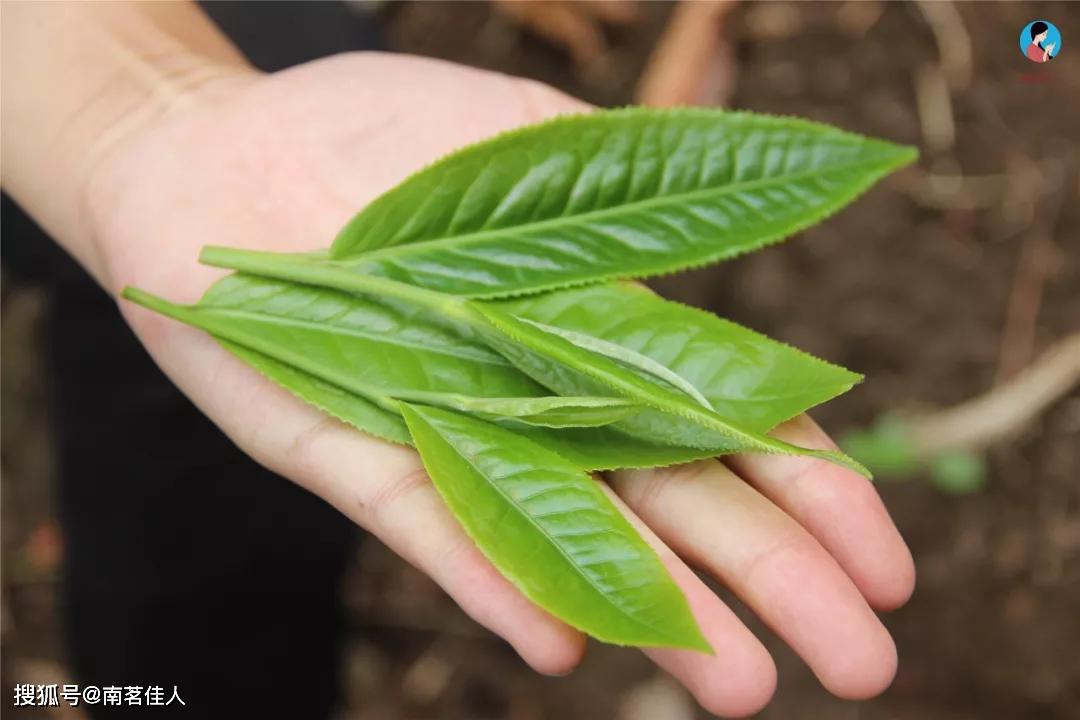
610;460;898;700
599;486;777;718
724;414;916;611
285;421;588;677
125;310;586;675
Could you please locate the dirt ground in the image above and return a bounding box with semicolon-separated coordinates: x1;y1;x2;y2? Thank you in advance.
3;2;1079;719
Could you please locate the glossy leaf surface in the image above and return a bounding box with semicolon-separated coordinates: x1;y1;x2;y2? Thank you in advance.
495;282;861;432
511;318;714;409
197;253;859;437
400;403;710;651
219;339;411;444
392;392;641;428
472;302;869;475
114;106;916;654
513;426;717;471
195;273;540;401
125;276;865;473
330;108;916;297
123;277;721;470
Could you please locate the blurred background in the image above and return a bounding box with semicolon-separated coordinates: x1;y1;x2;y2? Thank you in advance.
3;1;1078;718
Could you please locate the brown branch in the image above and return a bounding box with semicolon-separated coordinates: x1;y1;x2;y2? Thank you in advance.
911;332;1080;457
914;0;972;89
635;0;737;108
914;63;955;153
491;0;638;69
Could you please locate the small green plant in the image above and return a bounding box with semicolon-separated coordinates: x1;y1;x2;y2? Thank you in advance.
124;108;915;652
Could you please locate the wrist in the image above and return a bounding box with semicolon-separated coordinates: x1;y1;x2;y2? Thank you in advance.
80;66;261;289
1;2;257;286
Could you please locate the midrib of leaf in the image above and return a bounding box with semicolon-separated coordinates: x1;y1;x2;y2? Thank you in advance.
344;153;911;266
423;408;689;646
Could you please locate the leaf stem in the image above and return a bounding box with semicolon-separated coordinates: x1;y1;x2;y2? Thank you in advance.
199;246;475;322
121;286;197;324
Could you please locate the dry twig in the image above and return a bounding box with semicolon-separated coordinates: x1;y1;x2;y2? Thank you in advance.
911;332;1080;457
635;0;737;107
914;0;972;89
915;63;955;153
492;0;637;69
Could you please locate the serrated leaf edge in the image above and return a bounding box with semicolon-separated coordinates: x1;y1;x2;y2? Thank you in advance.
400;402;712;651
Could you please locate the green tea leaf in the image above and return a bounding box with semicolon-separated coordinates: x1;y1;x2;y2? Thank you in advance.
496;282;861;432
329;108;916;297
391;392;641;428
219;339;411;444
123;277;721;470
514;426;718;471
190;255;864;470
472;302;870;476
511;319;714;409
400;402;711;651
193;274;542;401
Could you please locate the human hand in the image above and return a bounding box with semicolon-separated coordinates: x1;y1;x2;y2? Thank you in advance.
89;53;913;716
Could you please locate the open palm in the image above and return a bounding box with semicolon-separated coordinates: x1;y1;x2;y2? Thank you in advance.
90;53;913;717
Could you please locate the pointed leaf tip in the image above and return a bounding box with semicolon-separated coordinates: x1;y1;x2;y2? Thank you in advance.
401;402;711;651
330;108;923;297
